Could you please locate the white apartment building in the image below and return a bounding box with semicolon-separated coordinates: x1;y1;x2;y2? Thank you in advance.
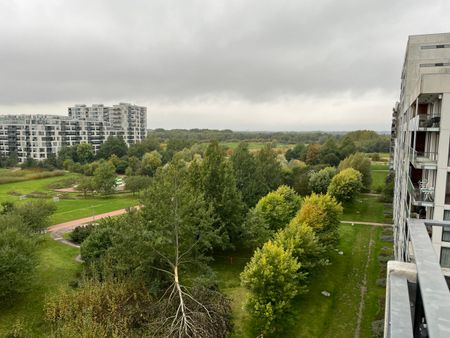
68;103;147;145
392;33;450;268
0;103;147;162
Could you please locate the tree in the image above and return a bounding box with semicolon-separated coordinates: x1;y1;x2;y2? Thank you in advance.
255;144;282;195
327;168;363;202
139;162;227;336
58;145;78;162
13;200;57;233
140;150;162;176
285;144;306;161
125;156;141;176
305;143;321;165
77;176;95;197
76;143;95;164
318;139;340;166
338;152;372;190
339;136;357;158
241;241;304;335
125;175;152;195
93;161;117;195
0;215;37;300
200;141;245;246
127;136;160;158
97;136;128;159
274;221;325;271
251;185;301;234
294;193;343;249
309;167;336;194
231;142;264;207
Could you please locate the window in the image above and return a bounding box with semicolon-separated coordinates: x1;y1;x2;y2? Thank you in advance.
419;62;450;68
446;173;450;204
444;210;450;221
440;247;450;268
443;227;450;242
421;44;450;49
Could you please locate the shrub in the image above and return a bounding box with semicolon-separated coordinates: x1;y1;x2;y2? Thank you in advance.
70;224;95;244
327;168;363;202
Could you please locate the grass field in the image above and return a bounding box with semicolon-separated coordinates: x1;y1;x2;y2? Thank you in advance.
342;195;389;224
371;162;389;192
0;235;81;337
213;224;390;337
0;172;138;224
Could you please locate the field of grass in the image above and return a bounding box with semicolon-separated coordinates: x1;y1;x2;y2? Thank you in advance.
342;195;389;224
0;235;81;337
213;224;390;337
0;172;138;224
371;162;389;192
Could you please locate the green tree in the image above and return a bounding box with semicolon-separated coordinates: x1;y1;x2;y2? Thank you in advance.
285;144;306;161
76;143;95;164
125;175;152;195
231;142;264;207
13;200;57;233
274;221;325;271
0;215;37;300
140;150;162;176
309;166;336;194
125;155;141;176
327;168;363;202
200;141;245;246
241;241;304;335
77;176;95;197
338;152;372;190
255;144;282;195
93;161;117;195
250;185;301;234
294;193;343;249
127;136;160;158
339;136;357;158
97;136;128;159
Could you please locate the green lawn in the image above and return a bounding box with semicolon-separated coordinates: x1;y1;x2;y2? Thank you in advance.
0;172;138;224
371;162;389;192
342;195;388;224
213;225;391;337
0;235;81;337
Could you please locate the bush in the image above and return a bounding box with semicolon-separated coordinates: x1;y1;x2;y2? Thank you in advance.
327;168;363;202
308;166;336;194
0;218;37;301
70;224;96;244
338;153;372;190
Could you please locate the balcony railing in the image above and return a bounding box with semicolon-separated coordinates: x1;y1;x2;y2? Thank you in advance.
418;114;440;129
408;177;435;205
409;147;438;168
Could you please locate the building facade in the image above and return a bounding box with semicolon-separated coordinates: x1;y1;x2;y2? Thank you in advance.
392;33;450;268
68;103;147;145
0;103;147;162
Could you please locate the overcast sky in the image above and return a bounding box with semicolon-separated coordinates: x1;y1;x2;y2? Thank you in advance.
0;1;449;131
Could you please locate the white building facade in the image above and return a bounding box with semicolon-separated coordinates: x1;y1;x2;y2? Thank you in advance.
0;103;147;162
392;33;450;268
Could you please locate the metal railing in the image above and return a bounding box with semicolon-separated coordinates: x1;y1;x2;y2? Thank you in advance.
409;147;438;167
418;115;441;129
385;219;450;338
408;177;435;204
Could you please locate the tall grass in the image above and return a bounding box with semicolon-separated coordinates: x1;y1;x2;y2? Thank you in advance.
0;171;66;184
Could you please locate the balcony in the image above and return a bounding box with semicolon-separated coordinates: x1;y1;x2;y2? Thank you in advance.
418;114;440;131
409;148;437;169
408;177;434;207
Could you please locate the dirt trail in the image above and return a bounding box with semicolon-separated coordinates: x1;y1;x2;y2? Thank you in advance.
354;230;375;338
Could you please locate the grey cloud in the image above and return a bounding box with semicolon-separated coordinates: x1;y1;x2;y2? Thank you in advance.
0;0;449;130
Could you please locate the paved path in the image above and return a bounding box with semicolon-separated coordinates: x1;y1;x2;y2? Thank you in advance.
48;206;140;234
341;220;393;227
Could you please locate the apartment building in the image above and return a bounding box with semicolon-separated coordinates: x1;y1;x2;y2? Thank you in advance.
0;103;147;162
68;103;147;145
392;33;450;267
